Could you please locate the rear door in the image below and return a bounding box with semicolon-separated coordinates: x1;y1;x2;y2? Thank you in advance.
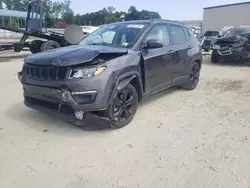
168;25;191;83
141;23;175;92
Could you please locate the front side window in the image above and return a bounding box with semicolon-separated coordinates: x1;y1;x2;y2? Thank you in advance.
80;23;149;48
170;25;186;44
145;25;170;46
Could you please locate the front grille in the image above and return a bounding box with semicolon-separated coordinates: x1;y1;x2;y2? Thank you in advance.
23;64;68;81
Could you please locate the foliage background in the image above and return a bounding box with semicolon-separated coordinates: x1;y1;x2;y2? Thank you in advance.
0;0;161;27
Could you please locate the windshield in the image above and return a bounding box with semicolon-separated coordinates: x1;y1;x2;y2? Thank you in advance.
79;23;149;48
223;27;250;37
204;31;220;37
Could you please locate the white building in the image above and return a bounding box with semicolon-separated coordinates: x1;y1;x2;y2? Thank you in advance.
202;2;250;33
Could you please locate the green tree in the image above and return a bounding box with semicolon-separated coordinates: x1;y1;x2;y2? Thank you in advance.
61;0;75;24
0;0;3;9
3;0;28;11
125;6;140;21
52;1;65;19
1;0;162;27
125;6;161;21
139;10;161;20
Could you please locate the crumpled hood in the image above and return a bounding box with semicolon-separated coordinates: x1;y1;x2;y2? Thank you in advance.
214;36;239;45
24;45;128;66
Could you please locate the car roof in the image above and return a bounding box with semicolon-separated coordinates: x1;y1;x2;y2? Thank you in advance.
106;19;188;28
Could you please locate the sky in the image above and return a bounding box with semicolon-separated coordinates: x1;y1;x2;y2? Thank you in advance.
68;0;248;20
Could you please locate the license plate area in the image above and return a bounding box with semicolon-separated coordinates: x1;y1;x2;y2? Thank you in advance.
23;84;61;99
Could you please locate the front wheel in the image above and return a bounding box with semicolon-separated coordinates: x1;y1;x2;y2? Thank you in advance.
107;83;138;129
182;61;200;90
211;50;220;63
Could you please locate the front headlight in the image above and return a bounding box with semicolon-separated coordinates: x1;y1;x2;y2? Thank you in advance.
69;66;107;79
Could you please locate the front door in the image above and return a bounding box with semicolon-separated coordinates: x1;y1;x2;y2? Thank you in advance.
141;24;175;93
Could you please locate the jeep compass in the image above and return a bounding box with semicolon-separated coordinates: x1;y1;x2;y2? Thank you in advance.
18;19;202;128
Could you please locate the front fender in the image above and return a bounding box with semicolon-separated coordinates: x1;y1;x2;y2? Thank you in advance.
107;71;143;106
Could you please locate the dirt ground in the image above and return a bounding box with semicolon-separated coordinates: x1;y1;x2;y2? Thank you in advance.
0;52;250;188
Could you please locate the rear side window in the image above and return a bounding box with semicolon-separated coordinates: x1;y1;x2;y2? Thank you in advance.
169;25;186;44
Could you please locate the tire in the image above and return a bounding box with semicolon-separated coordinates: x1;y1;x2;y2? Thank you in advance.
40;40;61;52
211;50;220;63
182;61;200;90
29;40;43;54
107;83;138;129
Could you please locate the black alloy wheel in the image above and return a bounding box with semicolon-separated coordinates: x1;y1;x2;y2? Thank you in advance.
107;83;138;128
211;50;220;63
190;63;200;88
182;62;200;90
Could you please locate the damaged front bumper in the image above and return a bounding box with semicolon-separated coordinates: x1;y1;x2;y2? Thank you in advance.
24;99;110;126
17;72;112;126
212;44;245;58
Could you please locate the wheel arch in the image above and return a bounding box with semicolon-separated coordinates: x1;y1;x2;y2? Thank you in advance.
108;71;144;106
194;58;202;70
192;54;202;70
116;73;143;102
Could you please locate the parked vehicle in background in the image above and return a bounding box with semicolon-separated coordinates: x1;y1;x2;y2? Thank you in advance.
200;30;221;52
220;26;234;36
18;19;202;129
0;0;85;54
190;26;201;38
81;26;100;37
211;27;250;63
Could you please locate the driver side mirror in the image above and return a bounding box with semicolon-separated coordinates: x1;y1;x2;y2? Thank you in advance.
143;38;163;49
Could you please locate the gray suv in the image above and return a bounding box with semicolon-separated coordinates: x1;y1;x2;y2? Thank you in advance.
18;19;202;129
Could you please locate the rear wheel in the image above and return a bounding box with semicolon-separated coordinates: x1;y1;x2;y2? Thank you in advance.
29;40;43;54
182;61;200;90
107;83;138;129
41;40;61;52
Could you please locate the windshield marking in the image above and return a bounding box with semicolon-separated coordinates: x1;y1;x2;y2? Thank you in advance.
127;24;145;28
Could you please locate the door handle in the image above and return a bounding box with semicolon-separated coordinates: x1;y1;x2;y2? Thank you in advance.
167;50;175;54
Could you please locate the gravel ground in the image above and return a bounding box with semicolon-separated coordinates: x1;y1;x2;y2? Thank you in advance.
0;53;250;188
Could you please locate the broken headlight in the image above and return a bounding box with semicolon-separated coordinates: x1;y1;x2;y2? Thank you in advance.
69;66;106;79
